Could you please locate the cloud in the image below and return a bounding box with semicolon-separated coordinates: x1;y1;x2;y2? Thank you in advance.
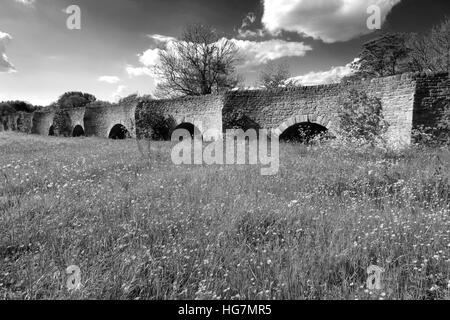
232;39;312;67
113;85;127;100
139;48;162;67
0;31;16;73
148;34;177;48
14;0;35;7
126;35;169;78
262;0;401;43
126;65;153;77
98;75;120;84
288;60;356;86
127;33;312;85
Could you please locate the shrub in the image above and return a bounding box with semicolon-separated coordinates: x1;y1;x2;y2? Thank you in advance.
136;102;176;141
338;89;389;146
412;100;450;147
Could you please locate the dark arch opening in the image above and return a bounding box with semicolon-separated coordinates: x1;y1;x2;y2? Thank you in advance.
72;125;85;137
49;125;55;136
16;117;22;131
109;124;130;140
173;123;202;141
279;122;332;144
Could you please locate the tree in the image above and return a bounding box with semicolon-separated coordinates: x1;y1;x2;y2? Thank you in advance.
0;101;36;114
57;92;96;109
155;24;241;98
257;62;292;89
407;17;450;74
351;33;411;79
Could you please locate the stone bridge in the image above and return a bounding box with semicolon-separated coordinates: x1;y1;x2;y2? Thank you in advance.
29;102;137;139
137;72;450;146
1;72;449;146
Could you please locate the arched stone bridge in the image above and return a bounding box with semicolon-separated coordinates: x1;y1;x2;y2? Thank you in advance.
137;72;450;146
2;72;448;147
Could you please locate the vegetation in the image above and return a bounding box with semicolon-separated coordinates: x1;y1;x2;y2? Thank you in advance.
257;62;293;89
349;17;450;81
135;103;176;141
0;132;449;300
338;89;389;146
0;101;36;116
56;92;97;110
407;17;450;74
350;33;411;80
155;24;241;98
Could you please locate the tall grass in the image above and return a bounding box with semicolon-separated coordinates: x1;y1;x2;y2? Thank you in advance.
0;132;449;300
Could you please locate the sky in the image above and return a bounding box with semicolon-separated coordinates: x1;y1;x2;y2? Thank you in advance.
1;0;450;106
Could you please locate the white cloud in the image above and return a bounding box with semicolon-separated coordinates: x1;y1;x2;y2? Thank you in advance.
113;85;127;100
14;0;35;7
288;60;356;86
126;65;152;77
148;34;177;47
0;31;16;73
139;48;161;67
232;39;312;67
127;34;312;85
98;75;120;84
262;0;401;43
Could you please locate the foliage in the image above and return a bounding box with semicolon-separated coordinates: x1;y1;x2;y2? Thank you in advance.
407;17;450;74
0;101;36;115
350;33;411;80
350;18;450;80
258;62;293;89
87;101;115;109
413;102;450;147
222;106;260;131
338;89;389;145
136;102;176;141
56;92;97;109
155;24;241;98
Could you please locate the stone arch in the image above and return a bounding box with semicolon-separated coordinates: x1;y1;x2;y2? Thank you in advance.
49;125;55;136
273;115;336;136
16;117;22;131
273;114;337;142
109;124;130;140
72;125;85;137
173;122;202;139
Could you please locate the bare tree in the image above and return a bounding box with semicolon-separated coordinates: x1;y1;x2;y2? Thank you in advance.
257;62;293;89
407;17;450;74
155;24;241;98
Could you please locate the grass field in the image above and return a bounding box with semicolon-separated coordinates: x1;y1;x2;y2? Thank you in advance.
0;132;449;300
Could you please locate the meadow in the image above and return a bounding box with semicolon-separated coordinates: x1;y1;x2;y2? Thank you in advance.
0;131;449;300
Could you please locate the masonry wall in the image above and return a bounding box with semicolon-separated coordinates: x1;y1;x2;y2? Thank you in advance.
53;107;86;136
16;112;35;133
412;72;450;130
84;103;137;138
354;74;417;146
136;94;224;140
31;110;55;135
223;73;419;146
3;73;448;146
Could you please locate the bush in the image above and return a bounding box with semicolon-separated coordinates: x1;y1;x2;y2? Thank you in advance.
338;89;389;146
412;100;450;147
136;101;176;141
57;92;96;109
